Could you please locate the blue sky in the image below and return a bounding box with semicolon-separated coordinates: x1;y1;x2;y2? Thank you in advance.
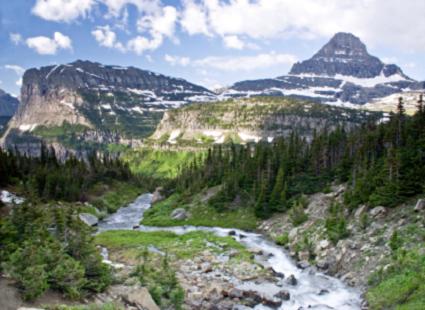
1;0;424;96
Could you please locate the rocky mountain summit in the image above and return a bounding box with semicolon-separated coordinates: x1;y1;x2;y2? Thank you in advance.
1;60;215;152
223;32;424;105
290;32;405;78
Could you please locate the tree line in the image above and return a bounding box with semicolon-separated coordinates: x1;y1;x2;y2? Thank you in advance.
0;144;132;202
173;96;425;218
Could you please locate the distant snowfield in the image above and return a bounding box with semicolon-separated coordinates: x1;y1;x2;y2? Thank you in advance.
363;91;423;115
290;72;409;88
18;123;38;132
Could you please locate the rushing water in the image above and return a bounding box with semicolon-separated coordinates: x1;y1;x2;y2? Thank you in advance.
98;193;362;310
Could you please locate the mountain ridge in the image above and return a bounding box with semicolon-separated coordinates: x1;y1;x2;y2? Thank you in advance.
1;60;217;153
222;32;423;105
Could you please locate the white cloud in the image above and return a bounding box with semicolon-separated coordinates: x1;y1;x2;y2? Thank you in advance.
165;52;297;72
164;54;191;66
180;0;210;36
180;0;425;52
4;65;25;89
127;35;163;55
91;26;126;52
4;65;25;76
53;32;72;49
102;0;161;17
9;33;23;45
136;5;178;44
32;0;95;22
26;32;73;55
223;35;245;49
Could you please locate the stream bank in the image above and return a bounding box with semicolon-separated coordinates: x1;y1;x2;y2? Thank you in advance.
95;193;362;310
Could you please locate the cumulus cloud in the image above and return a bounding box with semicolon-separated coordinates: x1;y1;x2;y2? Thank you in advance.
223;35;245;49
127;35;163;54
164;54;191;66
4;65;25;76
91;26;126;51
102;0;161;17
26;32;73;55
179;0;425;52
90;4;178;55
4;65;26;89
31;0;425;54
164;52;297;71
32;0;95;22
180;0;210;36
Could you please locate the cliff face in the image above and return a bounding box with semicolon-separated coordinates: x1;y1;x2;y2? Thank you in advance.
1;60;216;151
149;98;382;145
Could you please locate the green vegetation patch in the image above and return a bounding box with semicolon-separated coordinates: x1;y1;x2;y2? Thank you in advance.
87;180;142;214
32;122;89;139
95;230;252;262
46;303;122;310
367;250;425;310
122;148;198;178
141;192;258;230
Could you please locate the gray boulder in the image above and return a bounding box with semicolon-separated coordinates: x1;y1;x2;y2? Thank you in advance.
122;286;160;310
414;199;425;212
78;213;99;226
171;208;188;220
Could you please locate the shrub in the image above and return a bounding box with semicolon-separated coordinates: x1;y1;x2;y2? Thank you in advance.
51;256;87;299
275;232;289;246
289;201;308;226
325;202;349;244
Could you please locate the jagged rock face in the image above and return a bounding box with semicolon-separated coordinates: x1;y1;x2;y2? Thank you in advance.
1;60;216;151
150;98;382;145
223;32;423;106
290;32;404;78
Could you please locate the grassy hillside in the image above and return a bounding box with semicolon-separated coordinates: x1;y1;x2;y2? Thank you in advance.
122;148;199;179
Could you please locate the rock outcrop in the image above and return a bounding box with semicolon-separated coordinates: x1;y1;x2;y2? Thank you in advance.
149;97;382;145
260;185;425;288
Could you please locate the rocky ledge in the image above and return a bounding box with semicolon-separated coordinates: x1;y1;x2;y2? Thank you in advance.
259;184;425;289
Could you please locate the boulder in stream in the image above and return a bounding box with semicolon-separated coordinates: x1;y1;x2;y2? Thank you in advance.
286;274;297;286
274;290;290;300
78;213;99;226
